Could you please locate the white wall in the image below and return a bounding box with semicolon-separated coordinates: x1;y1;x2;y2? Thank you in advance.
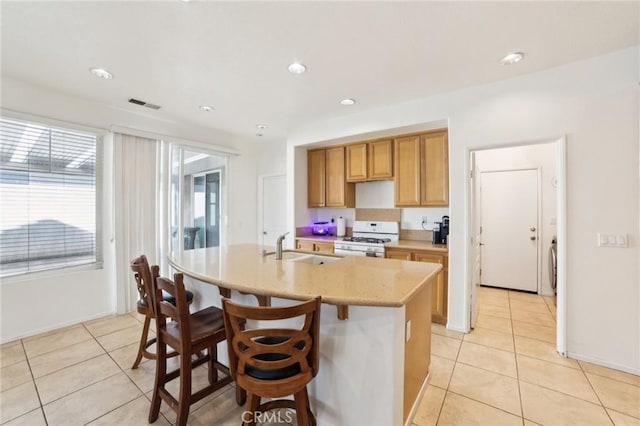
475;143;557;295
288;48;640;373
1;138;116;342
0;78;259;341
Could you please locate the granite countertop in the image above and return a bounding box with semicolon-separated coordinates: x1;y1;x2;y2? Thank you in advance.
168;244;441;307
386;240;449;253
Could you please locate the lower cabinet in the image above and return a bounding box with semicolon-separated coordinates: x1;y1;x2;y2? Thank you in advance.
296;239;335;254
386;247;448;324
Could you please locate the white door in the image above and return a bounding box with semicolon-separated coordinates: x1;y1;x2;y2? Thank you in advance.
480;169;539;292
469;153;482;328
260;174;287;248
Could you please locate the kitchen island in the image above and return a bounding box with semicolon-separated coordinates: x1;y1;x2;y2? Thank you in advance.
168;244;442;426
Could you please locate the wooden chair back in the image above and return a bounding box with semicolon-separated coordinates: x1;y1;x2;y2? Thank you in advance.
222;296;322;383
153;273;192;348
130;255;160;314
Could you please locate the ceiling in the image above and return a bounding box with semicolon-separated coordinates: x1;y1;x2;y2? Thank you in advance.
1;1;638;143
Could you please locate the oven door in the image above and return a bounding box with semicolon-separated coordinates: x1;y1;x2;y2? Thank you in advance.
334;248;367;256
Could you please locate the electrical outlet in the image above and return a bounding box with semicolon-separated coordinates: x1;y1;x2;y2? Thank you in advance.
421;216;428;224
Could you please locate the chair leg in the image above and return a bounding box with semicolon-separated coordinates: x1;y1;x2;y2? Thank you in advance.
148;338;166;423
244;393;260;426
176;352;192;426
235;384;247;405
207;345;218;384
132;314;152;369
294;388;311;426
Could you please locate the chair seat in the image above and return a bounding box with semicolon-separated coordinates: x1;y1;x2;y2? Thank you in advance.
139;290;194;309
165;306;226;345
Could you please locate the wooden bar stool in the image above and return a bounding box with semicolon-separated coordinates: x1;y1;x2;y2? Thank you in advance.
222;296;322;426
149;272;246;426
130;255;194;369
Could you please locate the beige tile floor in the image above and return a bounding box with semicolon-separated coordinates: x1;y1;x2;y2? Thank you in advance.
1;287;638;425
414;286;640;426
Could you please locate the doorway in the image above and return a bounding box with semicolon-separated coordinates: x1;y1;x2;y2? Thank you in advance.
467;138;566;355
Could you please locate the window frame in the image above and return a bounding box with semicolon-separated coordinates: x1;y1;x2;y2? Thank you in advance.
0;113;106;281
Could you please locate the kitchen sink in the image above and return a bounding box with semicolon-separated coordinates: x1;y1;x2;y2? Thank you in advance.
288;254;341;265
265;251;340;265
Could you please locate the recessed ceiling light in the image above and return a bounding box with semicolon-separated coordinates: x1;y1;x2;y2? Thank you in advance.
256;124;268;130
89;67;113;79
288;62;307;74
500;52;525;65
340;98;356;106
199;105;214;112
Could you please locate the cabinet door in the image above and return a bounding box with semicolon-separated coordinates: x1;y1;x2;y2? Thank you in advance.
325;147;355;207
421;131;449;206
414;252;447;324
307;149;326;207
296;240;315;251
346;143;367;182
314;241;334;254
368;139;393;180
394;136;421;206
385;248;413;260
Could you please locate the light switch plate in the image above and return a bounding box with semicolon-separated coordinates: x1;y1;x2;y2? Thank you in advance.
405;320;411;342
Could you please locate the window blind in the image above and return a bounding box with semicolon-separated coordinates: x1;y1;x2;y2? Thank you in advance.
0;117;101;277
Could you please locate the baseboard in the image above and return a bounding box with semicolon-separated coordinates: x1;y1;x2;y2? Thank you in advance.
1;310;116;344
445;322;468;334
404;372;431;426
567;351;640;376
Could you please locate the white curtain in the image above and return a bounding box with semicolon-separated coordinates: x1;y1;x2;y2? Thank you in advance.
113;133;159;314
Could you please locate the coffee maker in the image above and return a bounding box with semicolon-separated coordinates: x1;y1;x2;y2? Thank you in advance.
432;215;450;245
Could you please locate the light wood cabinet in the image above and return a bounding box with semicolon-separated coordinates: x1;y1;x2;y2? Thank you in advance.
368;139;394;180
296;239;335;254
394;130;449;207
346;144;367;182
308;147;355;208
307;149;325;207
386;247;448;324
414;252;448;325
346;139;394;182
394;135;422;206
421;131;449;206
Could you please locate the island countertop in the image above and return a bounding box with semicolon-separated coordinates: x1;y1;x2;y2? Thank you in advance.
168;244;442;307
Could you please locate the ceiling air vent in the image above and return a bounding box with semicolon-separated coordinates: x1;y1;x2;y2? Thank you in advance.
128;98;161;110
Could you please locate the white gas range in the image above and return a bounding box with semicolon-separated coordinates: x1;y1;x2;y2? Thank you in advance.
333;221;399;257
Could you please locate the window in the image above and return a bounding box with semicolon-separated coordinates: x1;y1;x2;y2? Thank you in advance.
0;117;101;277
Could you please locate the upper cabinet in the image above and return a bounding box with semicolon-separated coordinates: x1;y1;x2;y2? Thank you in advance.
308;147;355;208
394;129;449;207
308;149;326;207
346;139;393;182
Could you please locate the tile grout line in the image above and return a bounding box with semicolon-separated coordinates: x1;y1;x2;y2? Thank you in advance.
18;338;49;426
577;360;616;424
508;291;526;422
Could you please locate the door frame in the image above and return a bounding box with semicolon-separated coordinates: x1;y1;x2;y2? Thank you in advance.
465;136;567;356
257;173;286;247
479;167;542;293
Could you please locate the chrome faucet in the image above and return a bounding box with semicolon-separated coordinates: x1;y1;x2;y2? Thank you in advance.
275;232;290;260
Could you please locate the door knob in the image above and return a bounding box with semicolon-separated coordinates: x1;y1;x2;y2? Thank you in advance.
530;236;536;241
530;227;536;232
